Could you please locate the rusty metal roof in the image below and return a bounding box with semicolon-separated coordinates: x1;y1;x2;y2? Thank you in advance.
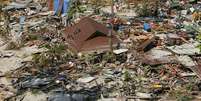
63;17;120;52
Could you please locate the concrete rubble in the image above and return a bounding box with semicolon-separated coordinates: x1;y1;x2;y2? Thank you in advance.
0;0;201;101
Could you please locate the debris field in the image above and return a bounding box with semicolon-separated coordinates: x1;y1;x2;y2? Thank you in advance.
0;0;201;101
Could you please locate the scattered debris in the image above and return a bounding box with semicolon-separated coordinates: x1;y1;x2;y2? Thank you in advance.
1;0;201;101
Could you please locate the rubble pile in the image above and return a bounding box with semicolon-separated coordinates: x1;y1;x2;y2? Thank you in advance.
0;0;201;101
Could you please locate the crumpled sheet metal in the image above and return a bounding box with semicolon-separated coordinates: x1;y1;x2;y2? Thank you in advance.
63;17;120;53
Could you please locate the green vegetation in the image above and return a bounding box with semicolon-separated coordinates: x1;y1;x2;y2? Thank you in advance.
32;43;71;68
196;34;201;41
169;84;195;101
124;71;132;81
68;0;84;19
80;52;116;65
197;34;201;52
177;95;193;101
102;52;115;62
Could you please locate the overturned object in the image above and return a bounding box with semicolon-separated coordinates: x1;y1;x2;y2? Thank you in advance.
63;17;120;53
137;36;159;52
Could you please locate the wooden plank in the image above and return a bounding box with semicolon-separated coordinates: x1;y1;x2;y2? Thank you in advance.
48;0;54;11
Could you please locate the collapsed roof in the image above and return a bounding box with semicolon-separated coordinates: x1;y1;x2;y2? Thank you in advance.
63;17;120;53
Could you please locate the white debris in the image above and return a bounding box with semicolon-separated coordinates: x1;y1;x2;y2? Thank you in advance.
190;7;195;12
0;52;14;58
136;92;152;99
181;10;188;15
180;73;196;77
77;77;96;83
113;49;128;54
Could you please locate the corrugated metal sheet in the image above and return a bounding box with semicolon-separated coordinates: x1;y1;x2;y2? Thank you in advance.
63;17;120;52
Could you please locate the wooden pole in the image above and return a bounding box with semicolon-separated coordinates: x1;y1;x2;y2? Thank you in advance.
109;0;114;53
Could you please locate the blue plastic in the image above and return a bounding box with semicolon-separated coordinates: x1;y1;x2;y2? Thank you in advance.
143;23;151;31
53;0;70;16
54;0;59;14
62;0;70;15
